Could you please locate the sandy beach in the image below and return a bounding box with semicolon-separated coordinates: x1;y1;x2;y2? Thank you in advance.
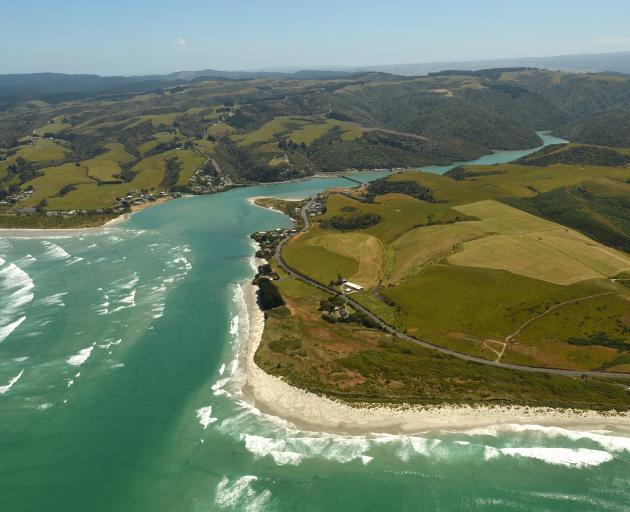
246;196;285;215
241;281;630;435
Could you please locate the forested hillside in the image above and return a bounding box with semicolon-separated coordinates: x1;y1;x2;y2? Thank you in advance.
2;68;630;225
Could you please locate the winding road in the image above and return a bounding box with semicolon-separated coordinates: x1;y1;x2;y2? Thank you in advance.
274;199;630;382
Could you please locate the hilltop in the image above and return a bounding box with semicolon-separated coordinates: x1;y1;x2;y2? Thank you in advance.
2;68;630;227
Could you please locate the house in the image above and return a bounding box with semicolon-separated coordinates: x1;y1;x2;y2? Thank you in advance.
343;281;363;293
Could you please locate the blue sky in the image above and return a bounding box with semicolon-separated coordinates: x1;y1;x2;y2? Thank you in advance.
2;0;630;75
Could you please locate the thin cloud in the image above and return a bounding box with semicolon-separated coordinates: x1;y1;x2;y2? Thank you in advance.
593;36;630;46
465;41;493;49
173;37;188;46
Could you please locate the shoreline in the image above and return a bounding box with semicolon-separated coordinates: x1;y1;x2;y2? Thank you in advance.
0;197;171;237
240;280;630;435
246;196;285;216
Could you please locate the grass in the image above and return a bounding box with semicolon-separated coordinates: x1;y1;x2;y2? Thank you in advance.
233;116;305;145
389;162;630;205
283;191;467;286
255;268;630;409
173;150;205;187
0;139;69;178
22;163;93;205
0;213;116;229
127;149;203;190
505;290;630;370
450;200;630;284
288;120;362;146
388;223;485;283
83;143;134;181
381;263;630;370
283;231;359;284
138;132;178;155
124;113;179;130
206;123;235;137
44;182;133;210
450;234;604;285
320;193;466;243
33;116;71;136
285;230;385;287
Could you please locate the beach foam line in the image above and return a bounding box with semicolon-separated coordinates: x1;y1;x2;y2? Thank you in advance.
484;446;613;467
0;369;24;394
465;423;630;453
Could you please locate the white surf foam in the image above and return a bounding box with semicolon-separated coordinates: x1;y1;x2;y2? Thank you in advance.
466;423;630;453
0;369;24;394
372;434;441;461
196;405;218;429
214;475;271;511
0;260;34;342
239;432;375;466
67;345;94;366
39;292;67;307
14;254;37;267
0;262;35;319
109;289;136;313
484;446;613;467
41;241;70;259
0;316;26;343
121;274;139;290
96;338;122;350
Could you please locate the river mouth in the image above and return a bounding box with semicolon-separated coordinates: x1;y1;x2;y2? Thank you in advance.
5;130;629;512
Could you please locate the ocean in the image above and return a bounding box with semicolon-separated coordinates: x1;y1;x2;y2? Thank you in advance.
1;133;629;512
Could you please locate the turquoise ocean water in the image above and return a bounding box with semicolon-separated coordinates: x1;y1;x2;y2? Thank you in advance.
2;133;630;511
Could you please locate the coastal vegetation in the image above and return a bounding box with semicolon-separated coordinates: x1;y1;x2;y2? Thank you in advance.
254;267;630;409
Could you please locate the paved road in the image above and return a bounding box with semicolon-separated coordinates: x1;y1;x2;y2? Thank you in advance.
274;200;630;382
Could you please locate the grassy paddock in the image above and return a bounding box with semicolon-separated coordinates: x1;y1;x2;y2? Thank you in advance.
255;268;630;408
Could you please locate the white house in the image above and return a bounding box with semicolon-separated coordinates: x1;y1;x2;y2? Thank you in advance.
343;281;363;293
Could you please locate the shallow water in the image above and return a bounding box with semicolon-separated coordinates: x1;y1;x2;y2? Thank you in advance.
2;133;628;512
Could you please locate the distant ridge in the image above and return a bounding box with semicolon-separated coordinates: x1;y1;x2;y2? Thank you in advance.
2;50;630;106
353;51;630;76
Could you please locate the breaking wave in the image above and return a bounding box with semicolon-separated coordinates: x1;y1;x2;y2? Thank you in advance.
214;475;272;512
0;369;24;394
67;345;95;366
0;259;34;343
41;241;70;260
200;280;630;472
484;446;613;467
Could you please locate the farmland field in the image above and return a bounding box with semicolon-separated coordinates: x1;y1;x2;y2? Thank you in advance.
274;152;630;373
288;119;362;145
